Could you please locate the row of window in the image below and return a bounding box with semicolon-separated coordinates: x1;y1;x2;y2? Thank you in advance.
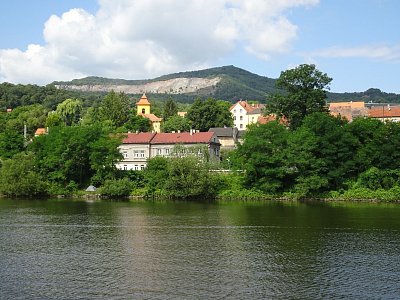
122;150;146;158
123;164;145;171
233;109;243;113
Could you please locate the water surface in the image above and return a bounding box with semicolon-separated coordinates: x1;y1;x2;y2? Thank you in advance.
0;199;399;299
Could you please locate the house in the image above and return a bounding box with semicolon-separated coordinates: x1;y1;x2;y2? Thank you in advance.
117;132;156;170
208;127;238;150
116;131;221;170
230;100;265;130
34;128;47;136
368;105;400;122
329;101;368;121
136;94;162;132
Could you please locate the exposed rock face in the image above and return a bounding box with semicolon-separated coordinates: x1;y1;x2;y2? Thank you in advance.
55;77;221;94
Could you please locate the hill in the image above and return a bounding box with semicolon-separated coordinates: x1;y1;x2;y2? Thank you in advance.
51;65;400;104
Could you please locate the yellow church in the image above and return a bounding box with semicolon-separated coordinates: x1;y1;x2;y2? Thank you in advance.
136;94;162;133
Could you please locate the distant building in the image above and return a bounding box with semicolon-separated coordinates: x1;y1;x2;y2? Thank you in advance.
116;131;220;170
368;105;400;122
329;101;368;121
136;94;162;132
230;100;265;130
34;128;47;136
208;127;239;150
6;108;12;113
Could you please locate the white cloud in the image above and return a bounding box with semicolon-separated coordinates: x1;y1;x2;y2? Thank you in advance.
310;44;400;62
0;0;319;84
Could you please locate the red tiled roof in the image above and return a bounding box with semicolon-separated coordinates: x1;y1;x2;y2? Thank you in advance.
257;114;288;125
369;106;400;118
151;132;216;144
122;132;156;144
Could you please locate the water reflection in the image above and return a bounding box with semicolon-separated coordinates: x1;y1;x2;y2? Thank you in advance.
0;199;399;299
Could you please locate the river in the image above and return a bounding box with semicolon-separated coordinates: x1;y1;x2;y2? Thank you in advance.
0;199;399;299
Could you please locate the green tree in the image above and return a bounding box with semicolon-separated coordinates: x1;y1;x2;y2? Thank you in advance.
267;64;332;129
100;90;131;127
235;122;291;193
163;97;178;121
187;98;233;131
0;129;25;159
162;115;191;133
45;112;63;128
123;115;152;132
0;152;48;197
55;98;83;126
29;125;122;188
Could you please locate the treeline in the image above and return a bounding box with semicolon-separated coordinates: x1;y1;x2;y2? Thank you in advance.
233;112;400;200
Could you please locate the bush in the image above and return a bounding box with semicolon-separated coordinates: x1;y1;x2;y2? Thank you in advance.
100;178;133;198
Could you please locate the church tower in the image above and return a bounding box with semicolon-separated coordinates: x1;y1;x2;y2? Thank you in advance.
136;94;151;115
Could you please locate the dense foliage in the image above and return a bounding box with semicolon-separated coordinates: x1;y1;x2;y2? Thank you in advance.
234;113;400;199
267;64;332;129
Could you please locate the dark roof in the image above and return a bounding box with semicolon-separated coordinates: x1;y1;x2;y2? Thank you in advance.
208;127;238;137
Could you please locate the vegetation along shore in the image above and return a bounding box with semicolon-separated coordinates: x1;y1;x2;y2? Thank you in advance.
1;64;399;202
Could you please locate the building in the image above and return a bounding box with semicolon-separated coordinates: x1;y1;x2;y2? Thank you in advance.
116;131;221;170
118;132;156;170
34;128;47;136
230;100;265;130
136;94;162;132
208;127;239;150
368;105;400;122
329;101;368;121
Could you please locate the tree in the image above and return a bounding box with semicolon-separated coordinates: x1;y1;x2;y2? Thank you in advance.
123;115;152;132
187;98;233;131
0;152;48;197
29;125;122;188
163;97;178;121
100;91;131;127
0;129;25;159
162;115;191;133
55;98;83;126
235;122;291;193
267;64;332;129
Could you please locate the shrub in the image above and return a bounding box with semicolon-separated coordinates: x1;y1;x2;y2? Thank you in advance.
100;178;133;198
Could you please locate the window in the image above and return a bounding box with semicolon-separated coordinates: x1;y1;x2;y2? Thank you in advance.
134;165;139;170
122;151;128;158
165;148;170;155
123;165;127;170
142;108;145;114
157;148;162;155
239;116;243;121
234;116;236;120
233;109;236;113
240;109;243;113
134;150;139;158
240;124;243;129
140;150;145;158
140;165;145;170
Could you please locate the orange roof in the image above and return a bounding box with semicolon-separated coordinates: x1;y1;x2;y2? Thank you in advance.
369;106;400;118
122;132;157;144
35;128;46;136
257;114;288;125
143;113;162;122
151;132;218;144
136;94;151;106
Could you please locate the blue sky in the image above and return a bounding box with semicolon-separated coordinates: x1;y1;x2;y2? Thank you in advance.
0;0;399;93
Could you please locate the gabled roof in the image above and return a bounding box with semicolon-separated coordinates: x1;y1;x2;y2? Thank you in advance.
369;106;400;118
122;132;157;144
151;132;218;144
136;94;151;106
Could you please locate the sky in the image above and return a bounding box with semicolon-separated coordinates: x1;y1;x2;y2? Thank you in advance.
0;0;399;93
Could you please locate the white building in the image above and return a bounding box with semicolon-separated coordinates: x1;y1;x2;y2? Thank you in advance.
230;100;265;130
